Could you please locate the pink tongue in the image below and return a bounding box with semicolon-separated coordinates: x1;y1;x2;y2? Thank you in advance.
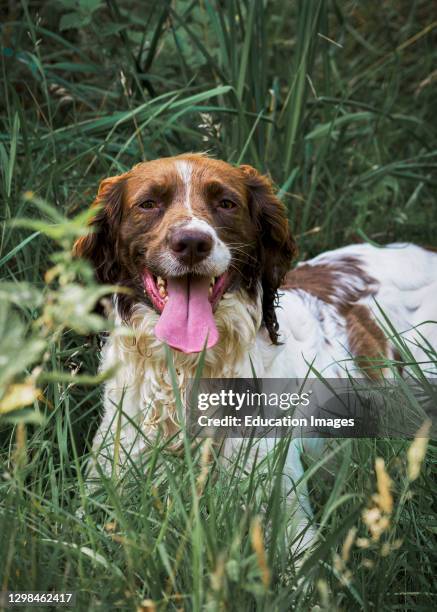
154;276;219;353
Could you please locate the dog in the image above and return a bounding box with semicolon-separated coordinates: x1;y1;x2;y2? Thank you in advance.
73;153;437;554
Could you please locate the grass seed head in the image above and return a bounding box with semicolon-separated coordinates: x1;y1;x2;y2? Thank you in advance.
251;516;271;588
407;419;431;481
374;457;393;514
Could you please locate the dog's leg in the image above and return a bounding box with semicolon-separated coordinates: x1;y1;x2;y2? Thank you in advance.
223;437;317;562
274;438;316;562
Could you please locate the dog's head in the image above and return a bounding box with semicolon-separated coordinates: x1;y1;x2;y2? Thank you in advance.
73;154;295;353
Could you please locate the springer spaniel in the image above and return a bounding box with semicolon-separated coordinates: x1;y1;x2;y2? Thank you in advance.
74;153;437;553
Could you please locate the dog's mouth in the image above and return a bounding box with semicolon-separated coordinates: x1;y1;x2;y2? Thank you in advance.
142;270;230;354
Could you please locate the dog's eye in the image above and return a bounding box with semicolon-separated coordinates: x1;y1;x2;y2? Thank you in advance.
218;199;236;210
139;200;158;210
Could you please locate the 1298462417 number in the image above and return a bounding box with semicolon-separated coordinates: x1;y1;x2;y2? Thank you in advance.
0;592;76;607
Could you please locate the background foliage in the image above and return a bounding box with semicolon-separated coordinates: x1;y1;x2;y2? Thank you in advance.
1;1;436;610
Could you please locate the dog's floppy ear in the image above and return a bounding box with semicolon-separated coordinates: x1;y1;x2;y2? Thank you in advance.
240;164;297;344
73;174;126;284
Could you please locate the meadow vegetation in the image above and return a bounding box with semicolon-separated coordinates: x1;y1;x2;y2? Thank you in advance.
1;1;436;609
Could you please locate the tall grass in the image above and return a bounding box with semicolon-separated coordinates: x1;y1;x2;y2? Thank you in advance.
1;1;436;610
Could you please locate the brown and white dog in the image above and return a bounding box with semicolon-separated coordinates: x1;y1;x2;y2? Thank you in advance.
74;153;437;552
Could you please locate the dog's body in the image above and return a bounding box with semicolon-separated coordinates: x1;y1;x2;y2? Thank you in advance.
74;154;437;555
95;241;437;455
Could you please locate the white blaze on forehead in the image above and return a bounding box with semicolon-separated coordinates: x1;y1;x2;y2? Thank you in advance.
176;160;193;214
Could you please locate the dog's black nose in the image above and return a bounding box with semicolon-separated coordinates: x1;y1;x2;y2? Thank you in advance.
169;229;213;265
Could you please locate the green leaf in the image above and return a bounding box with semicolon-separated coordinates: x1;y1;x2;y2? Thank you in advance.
79;0;102;12
0;282;43;308
305;111;375;140
0;232;40;269
59;12;90;31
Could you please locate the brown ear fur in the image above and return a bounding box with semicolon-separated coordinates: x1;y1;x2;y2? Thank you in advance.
241;165;297;344
73;175;126;284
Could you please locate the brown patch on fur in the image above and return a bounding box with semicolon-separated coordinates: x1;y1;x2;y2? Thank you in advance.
282;257;376;308
346;305;388;378
283;257;389;377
